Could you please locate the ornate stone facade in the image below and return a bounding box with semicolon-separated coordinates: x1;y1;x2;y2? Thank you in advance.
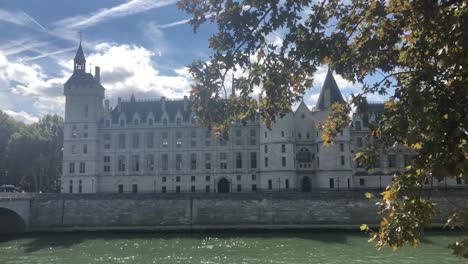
61;44;465;193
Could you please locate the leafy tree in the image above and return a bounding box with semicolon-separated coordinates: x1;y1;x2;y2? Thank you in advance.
0;110;23;179
178;0;467;257
5;114;63;192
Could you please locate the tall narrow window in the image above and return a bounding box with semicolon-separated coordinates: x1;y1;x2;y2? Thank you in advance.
176;154;182;170
146;132;154;148
268;180;272;190
236;153;242;169
250;152;257;169
69;163;75;174
161;154;168;171
104;133;111;149
340;143;344;152
132;133;140;149
264;157;269;167
79;162;85;173
119;133;126;149
281;144;286;153
220;152;227;169
205;153;212;170
355;121;362;130
282;157;286;167
388;154;397;168
69;180;73;193
83;144;88;154
118;156;126;172
79;180;82;193
146;154;154;171
191;153;197;170
131;155;140;172
84;104;88;118
341;155;345;165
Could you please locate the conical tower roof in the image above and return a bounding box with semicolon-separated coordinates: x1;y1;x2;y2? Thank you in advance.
315;69;345;110
74;42;86;63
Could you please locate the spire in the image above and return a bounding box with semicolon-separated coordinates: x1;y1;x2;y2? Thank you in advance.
315;69;345;110
74;35;86;73
130;93;136;102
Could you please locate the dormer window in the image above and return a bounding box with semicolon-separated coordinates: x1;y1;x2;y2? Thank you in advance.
133;119;139;125
163;118;168;126
105;120;110;127
119;119;125;127
148;118;153;125
176;118;181;125
191;117;196;124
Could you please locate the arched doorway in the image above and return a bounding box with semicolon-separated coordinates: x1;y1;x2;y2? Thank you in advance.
301;177;312;192
0;208;27;234
217;178;230;193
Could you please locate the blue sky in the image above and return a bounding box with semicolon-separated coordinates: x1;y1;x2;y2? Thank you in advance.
0;0;381;124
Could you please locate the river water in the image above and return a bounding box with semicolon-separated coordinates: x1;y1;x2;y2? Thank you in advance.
0;231;465;264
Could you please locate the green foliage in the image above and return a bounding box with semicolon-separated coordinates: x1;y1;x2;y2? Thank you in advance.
3;113;63;192
179;0;468;257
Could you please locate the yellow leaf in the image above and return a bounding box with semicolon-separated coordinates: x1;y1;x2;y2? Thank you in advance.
365;192;374;199
392;244;398;252
443;113;448;119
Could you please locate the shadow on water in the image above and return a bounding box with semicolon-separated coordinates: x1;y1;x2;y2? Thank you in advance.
0;229;463;253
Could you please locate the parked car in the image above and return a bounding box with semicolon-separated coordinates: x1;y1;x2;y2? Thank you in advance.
0;185;20;192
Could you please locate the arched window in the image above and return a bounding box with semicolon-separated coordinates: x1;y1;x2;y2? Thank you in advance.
297;148;312;163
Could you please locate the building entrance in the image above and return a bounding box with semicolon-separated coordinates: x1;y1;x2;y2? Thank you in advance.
301;177;312;192
217;178;230;193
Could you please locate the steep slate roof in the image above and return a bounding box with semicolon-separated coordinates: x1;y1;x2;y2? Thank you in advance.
110;99;192;123
315;70;346;110
64;71;103;87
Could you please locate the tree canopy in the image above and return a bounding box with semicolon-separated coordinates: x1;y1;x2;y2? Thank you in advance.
1;112;63;192
178;0;467;257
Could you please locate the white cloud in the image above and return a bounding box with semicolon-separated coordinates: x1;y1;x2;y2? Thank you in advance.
3;110;39;124
84;43;192;102
53;0;178;30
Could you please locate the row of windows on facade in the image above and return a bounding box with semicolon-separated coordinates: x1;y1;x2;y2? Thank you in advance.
356;154;415;169
114;178;290;194
69;152;259;174
110;115;195;127
101;130;258;150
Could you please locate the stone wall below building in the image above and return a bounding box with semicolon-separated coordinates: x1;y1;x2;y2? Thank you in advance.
24;191;467;231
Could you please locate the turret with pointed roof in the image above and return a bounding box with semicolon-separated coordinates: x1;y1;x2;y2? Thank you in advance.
74;41;86;73
64;41;104;91
315;69;345;110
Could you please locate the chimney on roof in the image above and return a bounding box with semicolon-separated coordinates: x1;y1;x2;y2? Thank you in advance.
161;96;166;111
95;66;100;83
183;96;188;111
104;99;110;112
118;97;122;111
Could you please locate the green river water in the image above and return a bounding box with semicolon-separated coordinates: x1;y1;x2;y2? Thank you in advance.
0;231;466;264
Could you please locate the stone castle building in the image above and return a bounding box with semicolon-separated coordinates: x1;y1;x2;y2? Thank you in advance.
61;43;464;193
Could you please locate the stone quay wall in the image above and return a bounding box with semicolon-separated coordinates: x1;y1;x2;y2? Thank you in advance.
24;191;467;232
